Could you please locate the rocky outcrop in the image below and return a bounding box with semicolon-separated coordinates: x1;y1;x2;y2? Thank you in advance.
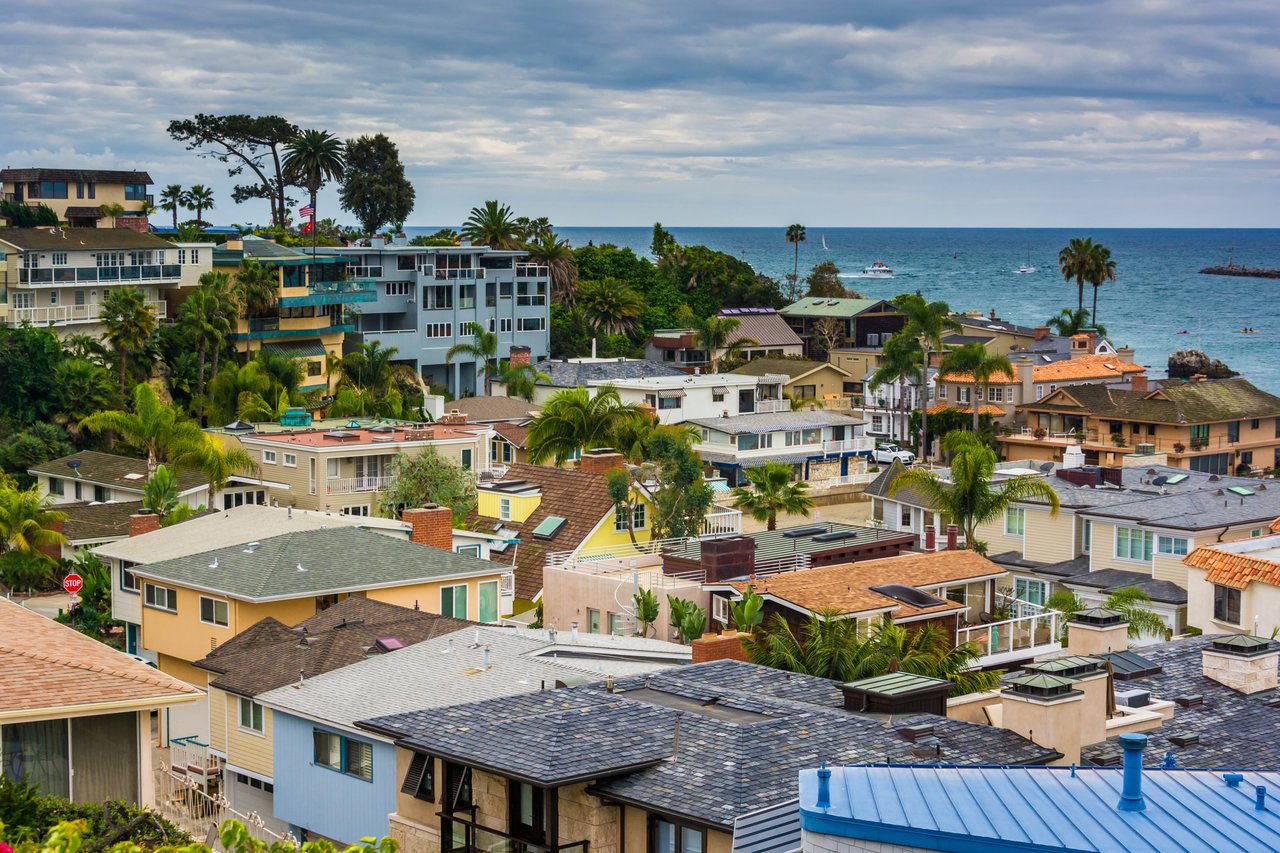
1168;349;1237;380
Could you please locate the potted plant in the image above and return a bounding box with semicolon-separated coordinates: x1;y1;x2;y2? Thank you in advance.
1033;427;1047;439
1172;441;1186;453
1111;433;1127;447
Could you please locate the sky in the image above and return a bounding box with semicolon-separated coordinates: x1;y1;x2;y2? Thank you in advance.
1;0;1276;228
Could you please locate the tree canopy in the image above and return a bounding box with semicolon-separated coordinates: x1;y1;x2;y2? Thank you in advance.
338;133;415;236
377;450;478;523
167;113;300;226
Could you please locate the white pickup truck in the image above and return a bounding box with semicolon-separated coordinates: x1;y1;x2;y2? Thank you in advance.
873;443;916;465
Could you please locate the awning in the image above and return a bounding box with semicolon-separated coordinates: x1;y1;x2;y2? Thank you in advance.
264;341;328;359
712;386;729;395
657;389;686;399
64;206;105;219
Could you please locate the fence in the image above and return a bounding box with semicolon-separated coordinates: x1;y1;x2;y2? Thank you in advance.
153;766;294;850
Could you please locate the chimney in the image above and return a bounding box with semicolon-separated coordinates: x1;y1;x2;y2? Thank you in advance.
989;308;997;320
1201;635;1280;694
580;449;625;475
1033;326;1051;342
1000;672;1084;764
1117;733;1148;812
1115;346;1136;364
698;536;757;583
402;504;453;552
509;345;531;368
1017;357;1035;404
1021;656;1110;748
129;511;162;538
224;238;244;251
946;524;958;551
1130;374;1149;393
1066;607;1130;655
439;410;469;425
691;631;750;664
924;525;936;551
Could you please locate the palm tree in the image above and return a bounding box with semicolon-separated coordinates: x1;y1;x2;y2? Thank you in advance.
462;200;520;249
232;258;280;358
1046;307;1106;338
495;361;550;402
0;484;68;564
731;461;815;531
522;232;579;303
888;432;1061;550
694;316;756;373
182;185;215;226
892;293;961;461
337;340;427;413
785;224;806;296
99;286;156;392
742;609;878;682
1058;237;1099;314
527;385;647;465
179;273;234;403
283;129;346;260
159;184;185;229
577;278;643;336
862;616;1002;696
869;333;923;445
611;414;699;464
52;358;118;442
938;342;1014;432
80;383;208;478
445;322;500;396
1087;243;1117;327
97;202;126;227
1045;586;1166;642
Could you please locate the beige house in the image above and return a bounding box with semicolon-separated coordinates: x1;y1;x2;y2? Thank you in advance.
1183;526;1280;637
1;168;153;228
730;357;855;407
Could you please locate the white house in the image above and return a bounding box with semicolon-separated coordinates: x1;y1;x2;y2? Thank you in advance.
688;410;872;486
591;372;789;425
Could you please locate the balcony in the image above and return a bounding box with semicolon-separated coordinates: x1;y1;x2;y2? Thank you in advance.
822;437;875;455
753;399;791;414
326;475;395;494
280;278;378;307
957;610;1062;667
435;268;485;280
440;814;586;853
6;299;166;327
515;264;549;278
19;265;182;286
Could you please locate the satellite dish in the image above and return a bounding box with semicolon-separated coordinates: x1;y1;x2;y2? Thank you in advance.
1152;475;1168;486
1039;462;1054;472
66;459;82;469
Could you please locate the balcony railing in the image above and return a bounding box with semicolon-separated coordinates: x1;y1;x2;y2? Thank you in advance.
822;437;875;454
327;475;395;494
6;299;166;327
435;268;485;280
957;610;1062;666
19;265;181;286
515;264;549;278
441;814;586;853
703;507;743;537
753;399;790;414
309;278;377;296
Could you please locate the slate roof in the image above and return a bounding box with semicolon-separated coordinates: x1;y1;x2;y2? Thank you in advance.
1060;567;1188;605
193;597;471;697
465;463;616;601
716;309;805;348
731;358;848;381
0;598;199;716
361;660;1056;826
446;396;540;423
0;228;176;252
29;451;206;493
129;527;504;602
58;500;142;543
240;235;308;260
534;358;684;388
1022;378;1280;423
686;410;865;435
1079;635;1280;768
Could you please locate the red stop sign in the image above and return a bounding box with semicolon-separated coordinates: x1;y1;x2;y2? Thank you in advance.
63;573;83;595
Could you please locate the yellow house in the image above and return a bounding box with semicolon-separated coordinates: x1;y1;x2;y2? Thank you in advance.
0;167;153;228
731;357;857;408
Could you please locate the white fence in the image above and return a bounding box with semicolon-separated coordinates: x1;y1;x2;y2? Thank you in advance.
153;766;294;850
957;610;1062;665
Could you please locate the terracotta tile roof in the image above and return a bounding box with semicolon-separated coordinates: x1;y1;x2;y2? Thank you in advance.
0;598;200;717
926;403;1007;417
1031;354;1145;383
1270;518;1280;533
726;550;1005;619
1184;544;1280;590
465;463;616;601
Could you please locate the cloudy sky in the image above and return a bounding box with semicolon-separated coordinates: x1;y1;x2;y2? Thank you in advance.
2;0;1276;227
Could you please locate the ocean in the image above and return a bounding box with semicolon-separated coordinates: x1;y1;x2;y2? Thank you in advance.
404;227;1280;393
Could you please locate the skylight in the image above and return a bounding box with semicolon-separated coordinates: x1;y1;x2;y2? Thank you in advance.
1164;473;1188;484
532;516;567;539
1228;486;1255;496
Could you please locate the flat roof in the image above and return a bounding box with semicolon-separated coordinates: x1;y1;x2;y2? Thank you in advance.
664;522;910;562
241;424;481;447
688;410;866;435
590;373;765;389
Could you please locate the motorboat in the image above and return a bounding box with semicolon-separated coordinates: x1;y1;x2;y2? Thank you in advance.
862;261;893;277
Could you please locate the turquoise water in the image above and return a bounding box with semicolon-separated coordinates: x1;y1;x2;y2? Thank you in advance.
406;227;1280;393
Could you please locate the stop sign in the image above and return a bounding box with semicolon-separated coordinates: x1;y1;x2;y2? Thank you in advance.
63;573;83;595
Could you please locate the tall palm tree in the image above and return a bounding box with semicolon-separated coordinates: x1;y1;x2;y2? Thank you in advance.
81;383;205;478
0;484;68;563
785;224;806;296
869;333;923;444
892;293;961;461
179;274;234;404
159;184;185;229
495;361;550;402
1046;307;1106;338
694;316;756;373
889;432;1061;550
938;342;1014;432
731;461;815;530
1087;243;1117;327
337;340;427;411
1058;236;1099;314
99;286;156;392
522;232;578;303
527;385;646;465
182;185;215;226
577;279;643;336
445;322;500;396
283;129;346;261
462;200;520;249
232;258;280;358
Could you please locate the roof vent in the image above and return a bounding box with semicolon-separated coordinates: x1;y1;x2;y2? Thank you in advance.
1208;634;1273;658
1174;694;1204;708
1022;655;1104;679
1070;607;1125;627
242;542;261;553
896;723;935;742
1168;732;1200;748
1003;673;1080;700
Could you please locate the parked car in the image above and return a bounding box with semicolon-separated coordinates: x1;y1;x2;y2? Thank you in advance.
874;443;916;465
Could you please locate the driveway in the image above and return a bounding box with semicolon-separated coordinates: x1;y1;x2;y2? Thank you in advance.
17;592;73;619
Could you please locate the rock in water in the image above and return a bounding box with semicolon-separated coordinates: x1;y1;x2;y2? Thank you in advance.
1167;348;1237;380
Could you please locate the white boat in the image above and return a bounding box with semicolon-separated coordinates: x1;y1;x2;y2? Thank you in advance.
1016;248;1036;274
821;234;829;251
862;261;894;277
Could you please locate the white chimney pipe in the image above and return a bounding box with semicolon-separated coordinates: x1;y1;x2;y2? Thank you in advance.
483;646;492;668
571;621;579;643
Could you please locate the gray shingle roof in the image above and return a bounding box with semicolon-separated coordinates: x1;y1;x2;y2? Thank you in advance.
687;410;865;435
1060;568;1188;605
446;396;540;423
716;310;804;349
534;359;684;388
29;451;206;493
0;228;174;252
0;168;152;184
130;527;502;601
58;500;142;543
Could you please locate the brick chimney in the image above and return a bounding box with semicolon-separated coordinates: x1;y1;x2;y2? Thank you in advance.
699;536;757;583
509;346;531;368
580;449;625;475
1201;635;1279;694
691;631;750;664
402;504;453;552
1130;374;1149;393
438;411;469;426
1033;326;1051;341
924;525;936;551
946;524;958;550
129;511;162;538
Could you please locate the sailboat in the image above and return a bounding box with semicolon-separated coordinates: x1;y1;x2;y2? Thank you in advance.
821;234;829;251
1016;247;1037;274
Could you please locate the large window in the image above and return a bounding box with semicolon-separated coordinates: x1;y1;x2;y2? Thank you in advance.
1190;453;1230;475
517;316;546;332
2;719;69;798
31;181;69;199
632;503;647;530
1005;507;1026;536
124;183;148;200
200;596;229;627
508;780;546;843
144;583;177;612
737;433;773;451
1213;584;1241;625
422;284;453;310
652;817;705;853
441;584;468;619
313;729;373;781
478;580;499;623
1014;577;1048;607
1228;421;1241;443
1156;535;1189;557
1115;527;1153;562
239;697;264;733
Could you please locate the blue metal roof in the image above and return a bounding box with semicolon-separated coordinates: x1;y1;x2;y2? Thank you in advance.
799;764;1280;853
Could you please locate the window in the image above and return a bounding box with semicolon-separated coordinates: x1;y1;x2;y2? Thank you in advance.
385;281;412;297
460;448;472;470
1082;518;1092;554
508;780;546;843
443;762;472;813
189;248;199;264
499;497;511;521
178;249;187;265
1213;584;1241;625
459;284;476;308
712;594;730;624
422;284;453;310
345;739;373;780
93;485;108;503
441;584;467;619
608;612;624;636
239;697;264;733
615;504;631;532
397;254;417;271
500;317;513;333
587;608;601;634
401;753;435;801
653;817;705;853
1252;418;1261;430
144;583;177;612
200;596;229;627
516;281;547;306
1190;453;1230;475
1241;450;1254;466
307;360;322;377
326;459;340;479
313;729;373;781
1156;535;1189;556
48;477;64;496
124;184;148;200
957;387;970;404
51;252;67;266
632;503;647;530
657;396;682;411
988;386;1003;402
794;384;816;400
1115;526;1153;562
1014;577;1048;607
263;450;277;464
424;323;454;338
455;544;482;558
34;181;69;199
900;504;912;527
478;580;498;623
341;505;370;517
1035;385;1044;400
283;453;297;467
1228;421;1241;443
48;291;57;305
120;563;140;593
937;385;947;400
1005;507;1026;536
737;433;773;451
517;316;546;332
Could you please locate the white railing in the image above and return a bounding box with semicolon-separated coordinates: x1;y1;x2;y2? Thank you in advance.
822;437;876;454
958;611;1062;664
6;299;166;327
326;475;395;494
702;507;742;537
753;399;790;414
996;592;1051;621
153;766;293;849
810;471;879;489
168;737;221;782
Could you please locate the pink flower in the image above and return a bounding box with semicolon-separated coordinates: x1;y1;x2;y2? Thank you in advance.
1;840;14;853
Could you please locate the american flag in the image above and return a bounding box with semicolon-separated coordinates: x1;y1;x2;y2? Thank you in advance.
299;203;315;219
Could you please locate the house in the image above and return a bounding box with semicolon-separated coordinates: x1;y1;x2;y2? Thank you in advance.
858;365;934;442
189;597;471;834
731;357;855;408
799;740;1280;853
596;372;789;426
212;236;376;392
779;297;904;358
42;499;144;560
505;357;684;406
0;228;210;334
687;410;874;486
0;598;200;806
490;422;532;467
1004;376;1280;472
440;395;539;424
0;167;154;228
312;242;551;397
257;625;689;845
30;450;211;508
358;659;1056;853
1182;528;1280;637
643;307;805;368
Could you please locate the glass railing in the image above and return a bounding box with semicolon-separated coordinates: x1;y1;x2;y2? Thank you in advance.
440;816;587;853
309;278;377;296
20;265;182;285
435;268;486;280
